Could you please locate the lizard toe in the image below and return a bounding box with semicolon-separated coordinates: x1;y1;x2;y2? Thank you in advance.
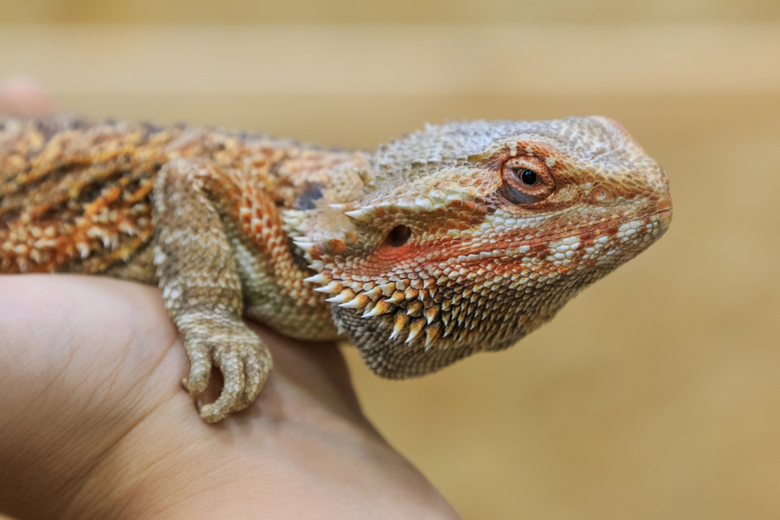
183;341;212;397
236;342;272;411
198;346;246;423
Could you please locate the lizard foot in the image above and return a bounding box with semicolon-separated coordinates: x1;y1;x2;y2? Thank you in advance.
181;320;272;423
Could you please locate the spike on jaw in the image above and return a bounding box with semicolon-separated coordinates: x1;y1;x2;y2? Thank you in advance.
390;313;410;339
407;301;423;317
363;299;394;318
303;273;330;285
405;318;426;344
425;322;442;348
387;291;405;305
339;294;371;309
314;281;343;293
326;288;355;304
443;319;457;338
379;282;396;297
424;305;440;325
364;286;384;301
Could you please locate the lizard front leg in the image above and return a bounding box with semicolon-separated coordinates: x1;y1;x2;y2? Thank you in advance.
152;157;272;423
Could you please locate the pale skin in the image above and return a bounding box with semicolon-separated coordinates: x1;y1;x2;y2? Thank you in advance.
0;82;461;520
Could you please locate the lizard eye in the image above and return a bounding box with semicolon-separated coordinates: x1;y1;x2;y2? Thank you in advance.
501;156;555;205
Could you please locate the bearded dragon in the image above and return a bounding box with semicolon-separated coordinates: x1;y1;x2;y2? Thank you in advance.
0;116;672;422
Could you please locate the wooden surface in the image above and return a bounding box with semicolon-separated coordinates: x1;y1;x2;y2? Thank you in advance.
1;17;779;520
1;0;778;23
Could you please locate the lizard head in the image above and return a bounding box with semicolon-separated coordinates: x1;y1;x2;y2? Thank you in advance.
293;117;672;378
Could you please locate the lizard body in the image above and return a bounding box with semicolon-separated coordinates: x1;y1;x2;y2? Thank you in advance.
0;115;672;422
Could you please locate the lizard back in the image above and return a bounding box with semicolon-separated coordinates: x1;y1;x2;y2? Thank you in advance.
0;117;360;279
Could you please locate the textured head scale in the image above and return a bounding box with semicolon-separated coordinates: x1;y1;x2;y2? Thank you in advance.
296;117;672;378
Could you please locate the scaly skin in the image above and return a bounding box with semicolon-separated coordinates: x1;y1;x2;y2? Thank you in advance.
0;115;672;422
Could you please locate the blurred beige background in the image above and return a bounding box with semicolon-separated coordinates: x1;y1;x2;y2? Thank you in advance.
1;1;779;519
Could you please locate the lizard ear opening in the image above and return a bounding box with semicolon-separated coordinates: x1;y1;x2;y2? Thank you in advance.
386;225;411;247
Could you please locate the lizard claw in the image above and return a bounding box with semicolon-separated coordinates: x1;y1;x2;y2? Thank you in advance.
198;347;246;423
182;340;212;397
182;323;272;423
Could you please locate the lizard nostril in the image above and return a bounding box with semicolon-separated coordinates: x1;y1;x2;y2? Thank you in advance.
387;225;411;247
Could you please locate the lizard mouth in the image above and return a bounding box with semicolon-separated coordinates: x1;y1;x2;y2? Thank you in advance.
535;205;673;245
656;207;673;233
437;206;674;266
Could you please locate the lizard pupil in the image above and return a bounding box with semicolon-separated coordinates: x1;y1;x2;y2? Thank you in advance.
519;169;537;185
